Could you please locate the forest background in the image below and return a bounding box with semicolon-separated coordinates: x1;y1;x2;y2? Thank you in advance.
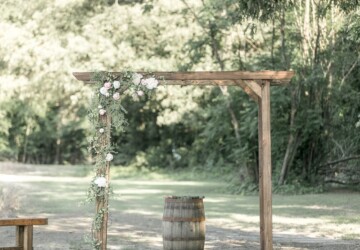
0;0;359;194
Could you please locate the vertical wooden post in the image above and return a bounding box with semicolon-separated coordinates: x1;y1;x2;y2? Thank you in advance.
16;225;33;250
16;226;24;247
24;225;33;250
258;80;273;250
95;113;112;250
103;113;111;250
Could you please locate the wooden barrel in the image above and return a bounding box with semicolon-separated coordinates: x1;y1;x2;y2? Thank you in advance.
162;196;205;250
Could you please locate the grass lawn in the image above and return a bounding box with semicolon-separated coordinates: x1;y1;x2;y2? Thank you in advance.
0;163;359;249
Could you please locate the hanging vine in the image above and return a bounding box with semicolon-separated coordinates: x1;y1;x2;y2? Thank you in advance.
85;71;159;249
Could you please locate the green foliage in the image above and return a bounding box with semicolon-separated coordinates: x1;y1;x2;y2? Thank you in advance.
85;71;159;248
273;182;325;195
0;0;359;194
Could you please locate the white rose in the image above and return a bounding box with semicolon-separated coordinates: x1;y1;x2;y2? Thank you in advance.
100;87;108;96
132;93;139;101
94;177;107;187
99;109;106;115
132;73;143;85
113;92;120;100
143;77;158;90
106;153;113;162
103;82;112;89
99;128;105;133
113;81;121;89
137;90;144;96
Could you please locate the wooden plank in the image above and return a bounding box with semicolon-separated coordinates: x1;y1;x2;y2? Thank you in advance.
244;80;262;98
258;81;273;250
235;80;261;102
73;71;295;85
0;247;22;250
0;218;48;226
160;80;236;86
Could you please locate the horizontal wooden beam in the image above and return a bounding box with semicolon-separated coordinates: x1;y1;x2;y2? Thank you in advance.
0;218;48;226
149;80;237;86
73;71;295;85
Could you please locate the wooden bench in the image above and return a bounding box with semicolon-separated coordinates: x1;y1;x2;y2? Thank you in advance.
0;218;48;250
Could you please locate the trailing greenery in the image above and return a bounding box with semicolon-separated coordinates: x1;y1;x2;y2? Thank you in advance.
85;71;158;248
0;0;359;194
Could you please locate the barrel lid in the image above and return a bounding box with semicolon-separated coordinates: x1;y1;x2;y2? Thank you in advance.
165;196;205;199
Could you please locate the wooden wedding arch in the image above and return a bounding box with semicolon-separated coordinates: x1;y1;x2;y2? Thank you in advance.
73;70;295;250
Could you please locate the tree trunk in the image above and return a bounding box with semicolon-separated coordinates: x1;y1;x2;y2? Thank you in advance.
183;0;245;168
208;24;242;148
277;4;299;185
55;138;61;165
22;124;30;163
271;18;275;69
302;0;311;65
280;8;288;69
278;132;300;185
278;88;299;185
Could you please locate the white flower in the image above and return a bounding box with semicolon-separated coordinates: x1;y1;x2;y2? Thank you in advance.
132;93;139;101
142;77;158;90
137;90;144;96
106;153;113;162
113;92;120;100
98;105;103;109
113;81;120;89
99;109;106;115
99;128;105;133
100;87;108;96
132;73;143;85
104;82;112;89
94;177;107;187
105;92;110;97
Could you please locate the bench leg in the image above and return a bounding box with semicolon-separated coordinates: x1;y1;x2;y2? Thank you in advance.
24;225;33;250
16;225;24;247
16;225;33;250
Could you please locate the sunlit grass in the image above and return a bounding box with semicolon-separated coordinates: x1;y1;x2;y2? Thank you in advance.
110;164;229;182
342;234;360;240
1;163;359;249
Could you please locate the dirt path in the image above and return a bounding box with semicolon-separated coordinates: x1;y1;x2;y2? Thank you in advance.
0;163;359;249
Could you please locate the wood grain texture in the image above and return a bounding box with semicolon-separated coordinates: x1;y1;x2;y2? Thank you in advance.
234;80;262;102
23;226;33;250
0;218;48;226
258;81;273;250
73;71;295;85
163;197;205;250
0;218;46;249
16;226;24;247
0;247;22;250
94;113;112;250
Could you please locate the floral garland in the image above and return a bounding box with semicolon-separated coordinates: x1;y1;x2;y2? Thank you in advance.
85;71;159;249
